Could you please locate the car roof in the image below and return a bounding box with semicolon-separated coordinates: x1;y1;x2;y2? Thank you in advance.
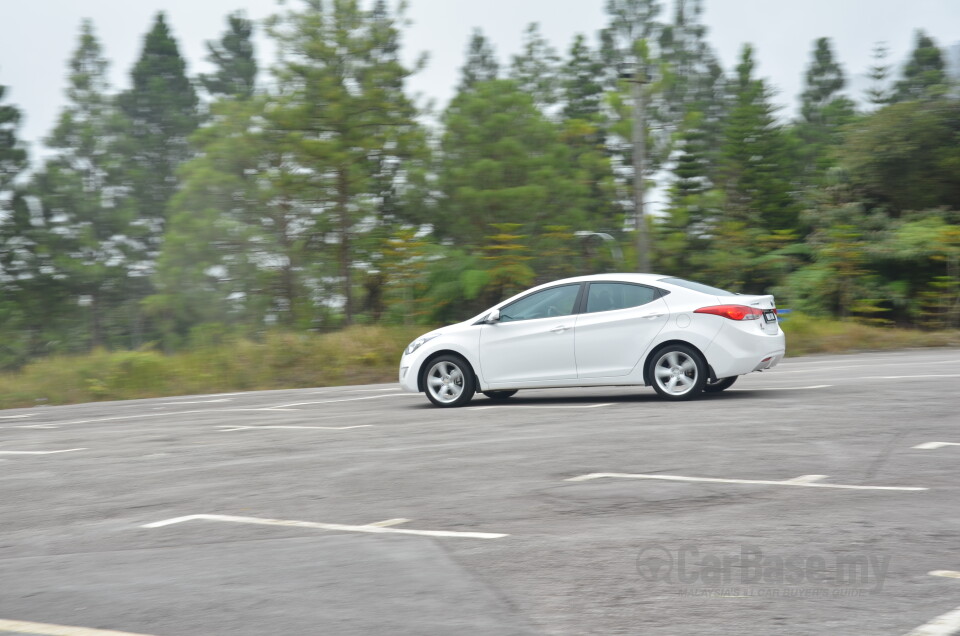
542;273;669;286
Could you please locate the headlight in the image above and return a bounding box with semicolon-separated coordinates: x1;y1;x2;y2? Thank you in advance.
405;334;439;355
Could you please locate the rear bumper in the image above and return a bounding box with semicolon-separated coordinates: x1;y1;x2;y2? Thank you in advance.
704;320;786;378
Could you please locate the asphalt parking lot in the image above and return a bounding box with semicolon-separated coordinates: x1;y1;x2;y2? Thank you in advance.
1;348;959;636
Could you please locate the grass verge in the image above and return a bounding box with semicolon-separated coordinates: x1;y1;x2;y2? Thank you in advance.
0;317;957;409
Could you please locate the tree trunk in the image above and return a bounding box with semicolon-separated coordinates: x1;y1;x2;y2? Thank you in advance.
338;168;353;325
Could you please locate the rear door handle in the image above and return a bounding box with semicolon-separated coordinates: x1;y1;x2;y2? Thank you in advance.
550;325;570;333
642;313;664;320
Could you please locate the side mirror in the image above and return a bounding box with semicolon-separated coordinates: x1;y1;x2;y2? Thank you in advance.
484;309;501;324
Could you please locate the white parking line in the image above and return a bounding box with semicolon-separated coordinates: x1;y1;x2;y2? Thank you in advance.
0;619;155;636
775;359;960;374
265;394;419;409
731;385;832;391
55;408;300;426
931;571;960;579
367;518;410;527
0;414;32;419
865;374;960;380
142;513;508;539
914;442;960;450
470;403;614;411
566;472;927;491
158;398;232;405
0;448;86;455
216;425;372;432
903;604;960;636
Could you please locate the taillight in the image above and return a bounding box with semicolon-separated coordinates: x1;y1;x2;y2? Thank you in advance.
694;305;763;321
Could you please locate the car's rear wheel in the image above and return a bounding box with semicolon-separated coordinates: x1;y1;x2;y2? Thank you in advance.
482;390;518;400
704;376;737;393
648;345;707;400
423;355;475;407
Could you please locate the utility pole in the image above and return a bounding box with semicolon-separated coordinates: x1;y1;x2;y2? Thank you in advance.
623;65;651;272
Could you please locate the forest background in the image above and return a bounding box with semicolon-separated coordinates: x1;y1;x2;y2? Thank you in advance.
1;0;958;403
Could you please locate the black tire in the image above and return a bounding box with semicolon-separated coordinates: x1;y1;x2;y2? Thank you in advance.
647;344;707;401
482;390;518;400
422;354;476;408
704;376;738;393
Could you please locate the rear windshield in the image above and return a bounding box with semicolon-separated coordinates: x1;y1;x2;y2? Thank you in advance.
659;277;736;296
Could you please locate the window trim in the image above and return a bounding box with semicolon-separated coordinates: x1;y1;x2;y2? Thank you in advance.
578;281;666;315
478;283;585;325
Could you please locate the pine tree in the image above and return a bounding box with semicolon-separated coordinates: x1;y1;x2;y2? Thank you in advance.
602;0;662;61
437;79;595;261
865;42;893;107
556;35;620;254
265;0;425;325
796;37;856;177
199;11;257;100
509;23;560;110
657;0;723;130
657;0;726;260
31;20;138;349
0;81;27;203
561;34;605;121
459;29;499;91
717;45;798;231
800;38;846;124
0;80;31;366
893;30;947;101
117;12;199;251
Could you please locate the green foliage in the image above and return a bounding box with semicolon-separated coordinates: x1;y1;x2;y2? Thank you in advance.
717;45;799;231
459;29;499;90
117;12;199;241
5;7;960;379
796;37;857;178
841;99;960;214
561;34;605;121
893;30;948;102
864;42;893;107
509;23;561;109
0;326;428;409
264;0;426;324
482;223;536;302
779;312;959;356
0;83;27;195
438;79;574;243
199;11;257;100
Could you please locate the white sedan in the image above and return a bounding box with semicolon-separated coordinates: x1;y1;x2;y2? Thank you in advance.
399;274;785;407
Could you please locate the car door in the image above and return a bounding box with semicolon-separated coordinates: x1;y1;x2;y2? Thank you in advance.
480;284;582;386
574;282;670;378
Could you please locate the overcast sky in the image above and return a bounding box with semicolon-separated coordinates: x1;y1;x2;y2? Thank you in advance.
2;0;959;163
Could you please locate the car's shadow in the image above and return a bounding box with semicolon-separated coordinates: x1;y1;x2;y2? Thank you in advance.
404;388;769;409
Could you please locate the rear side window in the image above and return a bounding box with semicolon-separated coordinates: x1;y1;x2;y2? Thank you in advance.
585;283;659;313
659;277;735;296
500;284;581;322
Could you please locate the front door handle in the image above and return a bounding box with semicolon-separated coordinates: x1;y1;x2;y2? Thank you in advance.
550;325;570;333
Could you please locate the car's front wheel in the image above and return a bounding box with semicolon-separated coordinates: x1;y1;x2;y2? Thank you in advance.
648;344;707;400
423;355;475;407
482;390;518;400
704;376;738;393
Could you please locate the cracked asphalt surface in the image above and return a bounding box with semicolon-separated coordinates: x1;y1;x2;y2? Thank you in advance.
1;348;958;635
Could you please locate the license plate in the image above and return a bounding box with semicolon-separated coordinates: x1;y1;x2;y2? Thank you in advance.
763;310;777;323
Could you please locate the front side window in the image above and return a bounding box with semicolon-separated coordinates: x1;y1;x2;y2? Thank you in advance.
585;283;659;313
499;285;580;323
